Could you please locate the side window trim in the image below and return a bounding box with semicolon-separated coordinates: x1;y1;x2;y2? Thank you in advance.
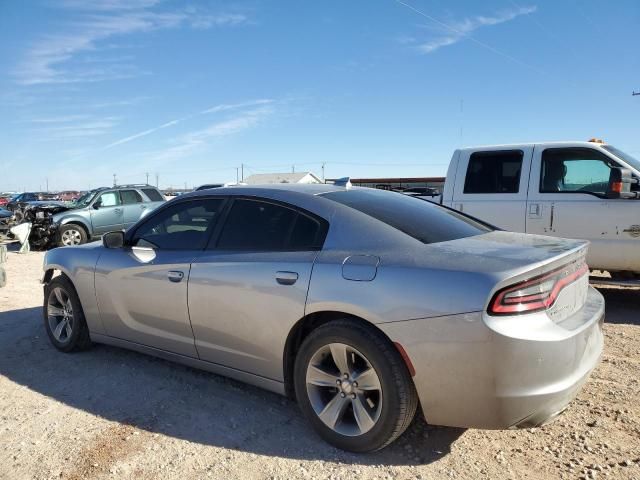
207;196;329;252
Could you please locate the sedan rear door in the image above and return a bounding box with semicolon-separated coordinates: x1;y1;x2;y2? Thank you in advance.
188;197;328;381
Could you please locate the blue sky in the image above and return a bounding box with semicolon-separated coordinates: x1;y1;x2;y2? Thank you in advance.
0;0;638;191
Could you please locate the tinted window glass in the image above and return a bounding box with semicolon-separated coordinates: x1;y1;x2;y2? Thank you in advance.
133;199;224;250
541;148;615;196
142;188;164;202
97;191;120;207
322;189;491;244
120;189;143;204
463;150;523;194
217;199;322;251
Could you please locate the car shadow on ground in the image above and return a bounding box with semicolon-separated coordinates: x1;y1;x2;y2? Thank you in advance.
0;306;464;466
593;286;640;325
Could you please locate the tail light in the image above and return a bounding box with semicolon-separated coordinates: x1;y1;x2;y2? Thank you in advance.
488;259;588;315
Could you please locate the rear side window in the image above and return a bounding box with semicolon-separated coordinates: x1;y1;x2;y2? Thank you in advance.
216;199;325;251
463;150;523;194
322;189;491;244
120;189;143;204
142;188;164;202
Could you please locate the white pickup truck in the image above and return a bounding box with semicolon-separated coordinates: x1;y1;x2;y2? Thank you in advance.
440;140;640;277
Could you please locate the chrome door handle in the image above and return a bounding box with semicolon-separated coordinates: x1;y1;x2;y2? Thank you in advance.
168;271;184;283
275;271;298;285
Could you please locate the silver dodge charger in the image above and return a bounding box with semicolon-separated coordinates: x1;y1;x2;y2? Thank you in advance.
42;184;604;452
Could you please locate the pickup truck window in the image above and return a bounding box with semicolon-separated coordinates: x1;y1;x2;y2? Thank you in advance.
463;150;523;194
540;148;614;196
322;189;491;245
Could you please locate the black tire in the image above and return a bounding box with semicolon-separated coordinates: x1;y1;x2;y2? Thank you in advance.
43;275;92;352
57;224;88;247
293;318;418;452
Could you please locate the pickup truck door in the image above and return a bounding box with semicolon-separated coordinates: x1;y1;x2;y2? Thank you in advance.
451;147;533;232
526;146;640;272
90;190;124;235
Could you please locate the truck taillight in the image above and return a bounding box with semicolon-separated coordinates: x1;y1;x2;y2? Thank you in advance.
488;260;588;316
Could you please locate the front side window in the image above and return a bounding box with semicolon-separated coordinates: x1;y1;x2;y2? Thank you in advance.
120;190;143;204
216;199;325;251
463;150;523;194
96;191;121;207
540;148;615;196
321;189;491;244
132;199;224;250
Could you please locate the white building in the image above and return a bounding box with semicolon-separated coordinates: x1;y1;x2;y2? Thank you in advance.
243;172;322;185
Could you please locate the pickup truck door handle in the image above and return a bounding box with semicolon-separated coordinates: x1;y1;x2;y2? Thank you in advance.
113;208;123;214
275;271;298;285
167;271;184;283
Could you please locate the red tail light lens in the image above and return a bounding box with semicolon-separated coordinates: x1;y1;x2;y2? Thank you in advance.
488;260;589;316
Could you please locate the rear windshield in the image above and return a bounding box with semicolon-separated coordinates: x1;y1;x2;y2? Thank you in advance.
321;189;492;244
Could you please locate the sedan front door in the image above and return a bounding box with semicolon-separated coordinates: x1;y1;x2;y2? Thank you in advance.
95;198;226;357
188;197;328;381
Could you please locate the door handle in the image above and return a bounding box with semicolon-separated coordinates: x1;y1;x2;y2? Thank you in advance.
275;271;298;285
168;271;184;283
114;208;123;214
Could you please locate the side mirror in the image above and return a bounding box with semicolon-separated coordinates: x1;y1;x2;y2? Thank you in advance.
103;231;125;249
607;167;639;199
92;202;101;209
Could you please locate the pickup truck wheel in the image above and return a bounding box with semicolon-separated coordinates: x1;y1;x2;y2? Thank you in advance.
43;276;92;352
293;319;418;452
58;224;87;247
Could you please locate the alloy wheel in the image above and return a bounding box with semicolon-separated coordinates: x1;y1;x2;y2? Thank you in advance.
47;287;74;343
305;343;383;436
61;229;82;246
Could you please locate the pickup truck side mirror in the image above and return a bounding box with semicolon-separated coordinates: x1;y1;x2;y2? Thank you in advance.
606;167;639;199
103;231;125;249
92;201;101;209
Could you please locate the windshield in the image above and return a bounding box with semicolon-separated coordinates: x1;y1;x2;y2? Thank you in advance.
72;190;98;208
603;145;640;172
321;188;492;244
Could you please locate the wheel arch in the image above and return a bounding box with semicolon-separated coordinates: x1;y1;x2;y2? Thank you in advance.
282;311;408;399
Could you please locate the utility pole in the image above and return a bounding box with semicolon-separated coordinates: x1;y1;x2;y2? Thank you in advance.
184;182;187;192
321;162;326;182
145;172;150;184
45;177;49;192
155;173;159;188
241;163;244;182
236;167;239;183
292;165;295;173
113;174;117;187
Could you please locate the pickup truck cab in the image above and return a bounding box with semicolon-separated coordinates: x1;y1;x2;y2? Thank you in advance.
441;140;640;275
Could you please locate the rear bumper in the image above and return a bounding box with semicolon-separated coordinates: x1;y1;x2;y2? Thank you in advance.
379;286;604;429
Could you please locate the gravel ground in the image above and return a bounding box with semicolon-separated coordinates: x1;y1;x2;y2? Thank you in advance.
0;250;638;480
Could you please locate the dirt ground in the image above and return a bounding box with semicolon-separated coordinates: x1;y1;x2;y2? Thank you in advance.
0;251;638;480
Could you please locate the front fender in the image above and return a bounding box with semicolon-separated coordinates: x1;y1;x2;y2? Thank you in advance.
56;212;92;233
43;245;105;334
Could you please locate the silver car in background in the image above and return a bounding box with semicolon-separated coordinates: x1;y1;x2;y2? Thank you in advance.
41;184;604;452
